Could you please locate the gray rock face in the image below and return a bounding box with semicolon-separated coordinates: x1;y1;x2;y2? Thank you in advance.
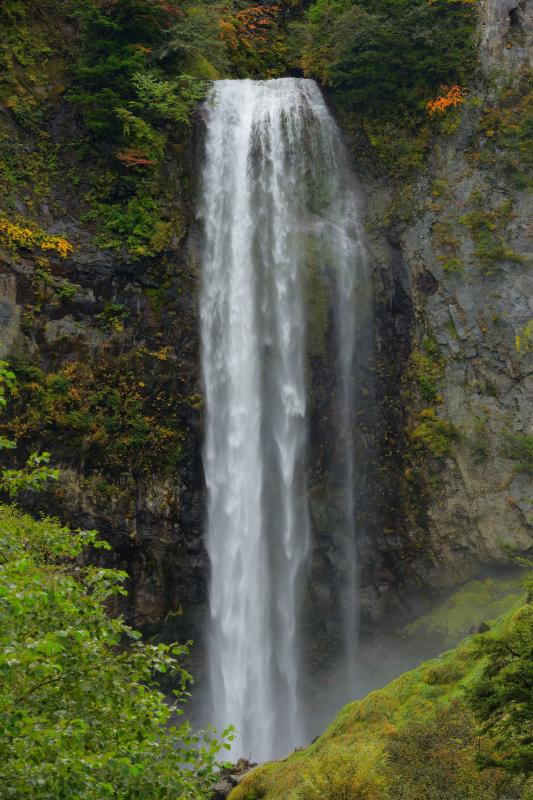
0;221;207;640
0;273;20;358
356;0;533;616
479;0;533;73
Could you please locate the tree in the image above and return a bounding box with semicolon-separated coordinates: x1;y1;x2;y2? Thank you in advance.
69;0;183;137
0;504;230;798
159;2;228;73
466;590;533;780
302;0;476;119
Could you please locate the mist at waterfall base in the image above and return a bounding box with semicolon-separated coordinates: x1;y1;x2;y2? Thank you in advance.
199;79;373;762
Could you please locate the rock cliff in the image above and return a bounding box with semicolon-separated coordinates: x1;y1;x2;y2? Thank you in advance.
0;0;531;652
359;0;532;621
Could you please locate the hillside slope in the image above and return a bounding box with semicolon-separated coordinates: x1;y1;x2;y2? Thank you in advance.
230;588;533;799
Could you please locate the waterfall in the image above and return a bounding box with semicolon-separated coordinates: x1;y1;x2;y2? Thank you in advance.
200;78;369;761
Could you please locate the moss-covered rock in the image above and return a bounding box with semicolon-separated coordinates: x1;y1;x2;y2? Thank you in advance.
230;590;532;800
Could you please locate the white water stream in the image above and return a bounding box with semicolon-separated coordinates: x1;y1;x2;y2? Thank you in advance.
200;78;368;760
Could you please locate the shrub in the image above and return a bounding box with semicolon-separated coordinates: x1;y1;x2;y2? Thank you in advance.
466;602;533;778
0;217;72;258
69;0;181;137
411;408;458;457
504;433;533;474
386;700;502;800
0;504;229;798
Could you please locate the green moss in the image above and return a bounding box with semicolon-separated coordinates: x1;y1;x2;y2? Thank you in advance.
362;119;430;179
230;592;531;800
430;179;448;198
410;409;458;456
475;78;533;189
432;217;463;275
403;337;458;459
470;416;490;464
439;256;464;275
402;575;528;648
302;238;330;358
460;195;527;275
503;433;533;474
410;340;443;402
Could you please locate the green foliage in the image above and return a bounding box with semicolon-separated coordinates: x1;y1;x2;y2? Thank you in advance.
411;408;458;457
69;0;179;137
403;337;458;459
0;360;17;451
300;0;477;174
504;433;533;474
69;0;210;140
412;345;443;403
159;2;229;73
0;360;16;413
303;0;476;112
0;504;229;798
0;1;74;131
4;353;188;479
0;361;59;497
84;194;167;258
441;256;465;274
65;0;211;257
131;72;209;124
115;107;165;161
33;268;80;309
1;451;59;497
431;213;464;275
0;131;61;217
466;601;533;778
476;79;533;189
97;302;131;331
460;194;525;274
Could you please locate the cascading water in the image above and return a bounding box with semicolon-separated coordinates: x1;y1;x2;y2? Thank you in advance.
200;78;370;761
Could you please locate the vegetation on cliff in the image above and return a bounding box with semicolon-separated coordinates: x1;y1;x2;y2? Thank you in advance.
299;0;477;174
230;581;533;800
0;0;481;487
0;0;479;258
0;0;483;472
0;360;230;797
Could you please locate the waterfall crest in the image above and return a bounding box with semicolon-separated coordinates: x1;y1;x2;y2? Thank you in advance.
200;78;369;761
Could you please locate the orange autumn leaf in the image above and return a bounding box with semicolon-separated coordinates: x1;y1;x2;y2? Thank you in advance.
426;85;465;116
116;148;156;168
